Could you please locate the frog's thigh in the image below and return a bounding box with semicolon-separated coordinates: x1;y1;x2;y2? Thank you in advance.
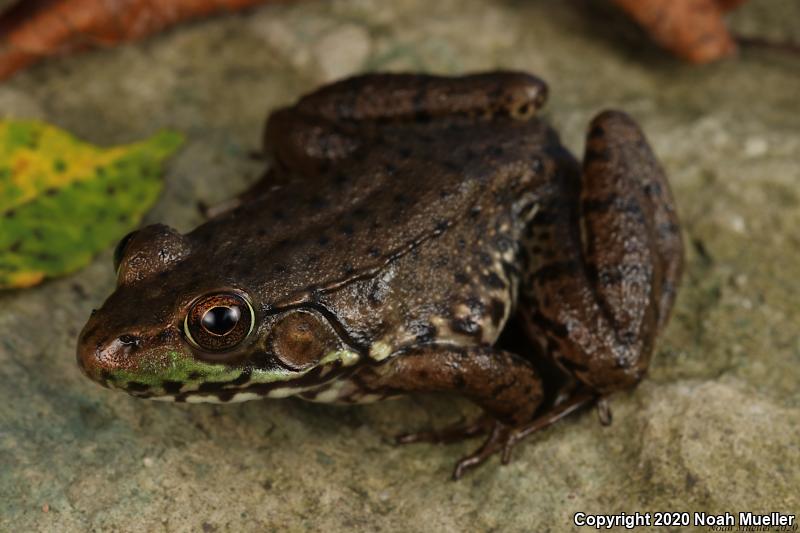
524;111;681;394
293;72;548;123
584;111;684;330
355;345;543;426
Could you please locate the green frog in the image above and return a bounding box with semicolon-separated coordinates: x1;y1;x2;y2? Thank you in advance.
77;72;683;479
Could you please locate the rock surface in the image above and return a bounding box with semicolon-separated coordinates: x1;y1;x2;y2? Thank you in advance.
1;1;798;531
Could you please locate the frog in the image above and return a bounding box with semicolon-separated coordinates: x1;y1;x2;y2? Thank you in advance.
76;71;684;479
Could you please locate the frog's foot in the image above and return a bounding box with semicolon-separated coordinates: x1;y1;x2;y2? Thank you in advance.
451;420;514;480
395;413;495;445
452;389;597;480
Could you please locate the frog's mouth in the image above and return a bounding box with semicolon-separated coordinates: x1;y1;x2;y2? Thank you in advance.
80;307;364;404
87;344;362;404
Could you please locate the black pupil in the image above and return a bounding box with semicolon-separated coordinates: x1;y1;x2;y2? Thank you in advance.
201;306;240;336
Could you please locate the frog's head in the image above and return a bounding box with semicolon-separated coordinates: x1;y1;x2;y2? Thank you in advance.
76;224;359;402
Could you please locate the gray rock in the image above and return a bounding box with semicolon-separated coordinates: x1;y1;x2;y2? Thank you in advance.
1;1;798;531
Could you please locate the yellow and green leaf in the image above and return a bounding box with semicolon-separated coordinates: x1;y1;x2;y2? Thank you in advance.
0;120;183;289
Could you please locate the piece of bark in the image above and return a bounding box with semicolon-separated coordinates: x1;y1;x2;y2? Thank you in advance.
612;0;745;63
0;0;283;81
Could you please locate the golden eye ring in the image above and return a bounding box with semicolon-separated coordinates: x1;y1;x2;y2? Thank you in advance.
183;292;255;351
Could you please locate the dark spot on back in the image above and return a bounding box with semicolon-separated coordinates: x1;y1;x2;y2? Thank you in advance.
643;182;662;197
589;124;605;139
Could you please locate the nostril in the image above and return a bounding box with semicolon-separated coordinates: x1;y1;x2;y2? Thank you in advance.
118;334;142;348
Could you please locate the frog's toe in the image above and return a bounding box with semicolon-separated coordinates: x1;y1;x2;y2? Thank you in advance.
452;390;601;479
452;421;514;480
596;397;613;426
395;413;494;445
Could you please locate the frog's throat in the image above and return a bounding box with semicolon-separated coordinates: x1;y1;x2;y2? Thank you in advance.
105;348;361;403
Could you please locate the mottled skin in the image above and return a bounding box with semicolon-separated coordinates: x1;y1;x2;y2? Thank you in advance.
77;72;683;478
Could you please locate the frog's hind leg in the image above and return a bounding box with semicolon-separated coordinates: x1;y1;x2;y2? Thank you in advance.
581;110;684;346
520;110;683;424
291;71;548;123
262;72;549;176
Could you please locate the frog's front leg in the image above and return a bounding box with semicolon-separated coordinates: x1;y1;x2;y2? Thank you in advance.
523;110;684;409
351;345;545;479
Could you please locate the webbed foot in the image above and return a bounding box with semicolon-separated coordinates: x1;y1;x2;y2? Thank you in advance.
395;389;599;479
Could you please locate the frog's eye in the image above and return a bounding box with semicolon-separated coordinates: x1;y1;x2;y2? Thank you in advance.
113;230;138;273
184;292;255;351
